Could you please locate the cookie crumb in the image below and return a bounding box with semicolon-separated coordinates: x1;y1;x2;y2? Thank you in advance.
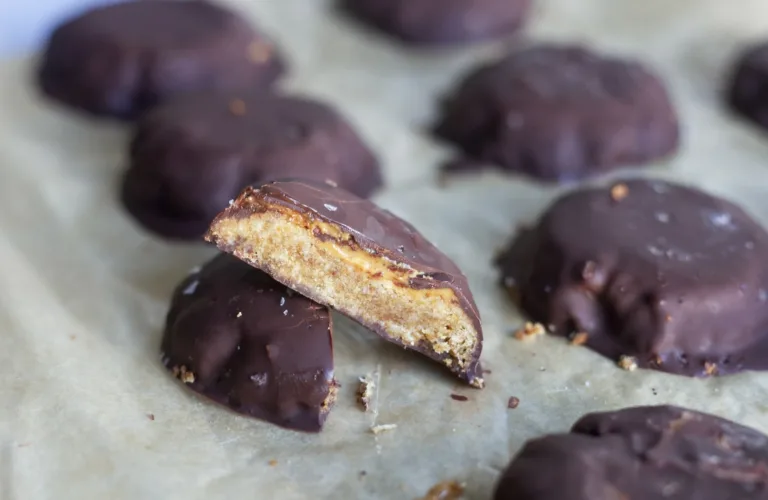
665;315;673;322
704;361;718;376
69;335;76;340
569;331;589;346
248;41;272;63
507;396;520;409
147;413;155;421
611;183;629;201
420;480;464;500
357;374;375;411
618;355;638;372
513;322;546;341
450;394;468;402
268;459;278;467
370;424;397;435
175;365;196;384
229;99;246;116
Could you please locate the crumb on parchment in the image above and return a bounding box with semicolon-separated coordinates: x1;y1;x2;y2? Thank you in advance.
513;322;546;341
704;361;718;376
268;459;278;467
357;374;375;411
618;355;638;372
420;480;465;500
569;331;588;346
370;424;397;435
173;365;196;384
507;397;520;409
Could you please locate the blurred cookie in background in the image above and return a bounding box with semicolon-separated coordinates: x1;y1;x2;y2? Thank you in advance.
434;44;680;182
121;91;382;240
729;41;768;131
38;0;286;119
338;0;531;46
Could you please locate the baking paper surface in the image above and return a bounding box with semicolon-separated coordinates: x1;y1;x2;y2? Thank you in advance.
3;0;768;498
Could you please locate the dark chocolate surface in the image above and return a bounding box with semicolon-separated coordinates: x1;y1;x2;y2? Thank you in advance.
38;0;285;119
497;179;768;376
122;93;382;239
161;253;335;432
729;41;768;131
495;405;768;500
339;0;530;45
209;179;484;386
434;45;679;182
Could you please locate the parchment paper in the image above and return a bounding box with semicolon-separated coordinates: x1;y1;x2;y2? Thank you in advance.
4;1;768;498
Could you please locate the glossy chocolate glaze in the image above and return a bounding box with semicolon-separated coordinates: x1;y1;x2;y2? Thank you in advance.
495;405;768;499
209;179;484;386
162;253;335;432
498;179;768;376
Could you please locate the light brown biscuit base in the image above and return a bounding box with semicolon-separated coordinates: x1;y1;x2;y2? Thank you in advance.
207;202;483;388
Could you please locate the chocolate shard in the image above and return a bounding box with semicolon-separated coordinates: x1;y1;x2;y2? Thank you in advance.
162;253;336;432
494;405;768;499
205;179;484;387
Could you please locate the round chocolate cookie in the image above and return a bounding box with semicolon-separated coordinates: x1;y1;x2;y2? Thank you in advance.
121;92;382;240
495;405;768;499
161;253;337;433
728;41;768;130
339;0;531;45
38;0;285;119
497;179;768;376
434;45;680;182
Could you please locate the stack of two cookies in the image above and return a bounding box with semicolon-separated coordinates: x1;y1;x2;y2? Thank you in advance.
162;179;484;432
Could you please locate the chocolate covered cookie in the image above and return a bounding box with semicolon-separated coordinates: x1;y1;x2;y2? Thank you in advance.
729;41;768;130
161;253;336;432
38;0;285;119
495;405;768;500
121;92;382;240
497;179;768;377
434;45;679;182
339;0;531;46
206;180;484;387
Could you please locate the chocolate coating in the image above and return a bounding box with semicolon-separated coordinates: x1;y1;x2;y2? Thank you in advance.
161;253;336;432
495;405;768;499
729;41;768;130
122;93;382;239
434;45;679;182
38;0;285;119
497;179;768;376
339;0;530;46
207;179;484;386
